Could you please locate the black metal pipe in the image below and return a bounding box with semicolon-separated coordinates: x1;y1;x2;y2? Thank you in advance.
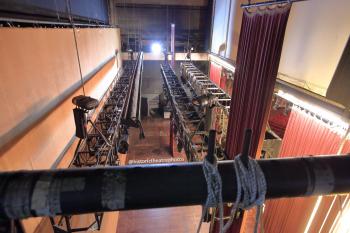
241;0;308;9
130;52;143;121
1;155;350;220
206;130;216;164
122;53;141;120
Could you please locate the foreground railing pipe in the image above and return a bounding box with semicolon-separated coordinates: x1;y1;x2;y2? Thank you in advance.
1;155;350;220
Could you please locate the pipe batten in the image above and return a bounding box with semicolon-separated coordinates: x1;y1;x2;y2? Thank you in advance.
0;155;349;219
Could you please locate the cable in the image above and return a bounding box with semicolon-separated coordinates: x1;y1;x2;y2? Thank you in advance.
54;0;61;21
66;0;86;96
187;6;191;50
124;0;130;50
166;5;169;51
72;26;86;96
132;0;136;51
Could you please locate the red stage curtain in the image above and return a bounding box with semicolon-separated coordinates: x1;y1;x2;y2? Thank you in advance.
268;96;292;138
220;72;227;92
214;5;291;233
279;108;342;157
268;107;290;138
262;107;349;233
341;140;350;154
220;70;234;97
210;62;222;87
225;5;291;161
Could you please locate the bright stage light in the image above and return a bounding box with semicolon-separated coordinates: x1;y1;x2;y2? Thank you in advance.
151;42;162;54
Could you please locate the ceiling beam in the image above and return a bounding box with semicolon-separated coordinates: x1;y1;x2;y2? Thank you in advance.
115;0;208;7
115;3;207;10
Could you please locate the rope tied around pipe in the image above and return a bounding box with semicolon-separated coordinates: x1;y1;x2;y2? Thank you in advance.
198;154;267;233
197;157;224;233
229;154;267;233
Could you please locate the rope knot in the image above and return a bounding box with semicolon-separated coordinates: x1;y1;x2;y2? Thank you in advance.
234;154;267;210
202;158;223;207
197;153;267;233
196;158;224;233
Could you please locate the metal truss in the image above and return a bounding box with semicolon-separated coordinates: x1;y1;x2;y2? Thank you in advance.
70;60;136;168
161;63;207;161
49;214;103;233
161;62;233;161
180;62;231;154
180;62;231;110
50;58;140;233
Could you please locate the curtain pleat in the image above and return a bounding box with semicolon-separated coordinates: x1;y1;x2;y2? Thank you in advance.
279;108;342;157
268;107;290;138
262;107;350;233
220;73;227;92
341;140;350;154
214;5;291;233
210;62;222;87
225;6;291;161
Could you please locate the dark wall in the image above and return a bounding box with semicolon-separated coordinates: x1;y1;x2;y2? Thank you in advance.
0;0;109;23
326;36;350;108
142;60;208;98
142;61;164;98
115;3;211;52
141;61;164;112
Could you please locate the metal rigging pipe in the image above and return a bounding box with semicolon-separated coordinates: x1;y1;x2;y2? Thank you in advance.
122;53;141;120
1;155;350;220
170;23;175;67
130;52;143;121
241;0;308;9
